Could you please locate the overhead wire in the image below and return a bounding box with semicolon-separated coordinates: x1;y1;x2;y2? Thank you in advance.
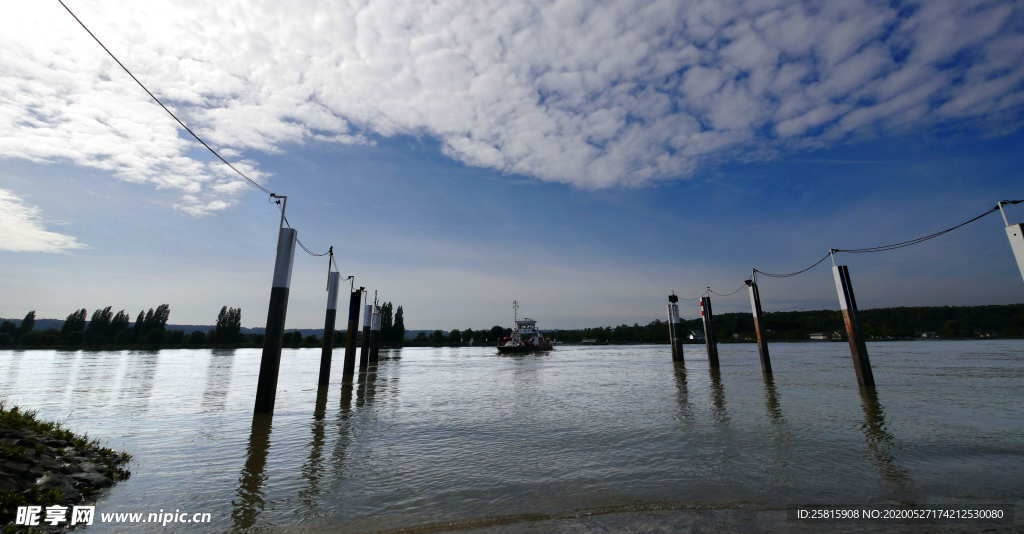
753;251;832;279
832;204;1010;254
60;0;340;262
708;284;746;297
57;0;272;197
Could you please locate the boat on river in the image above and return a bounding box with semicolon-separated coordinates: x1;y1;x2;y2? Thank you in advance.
497;301;553;354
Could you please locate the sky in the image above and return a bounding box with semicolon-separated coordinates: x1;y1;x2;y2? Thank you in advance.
1;0;1023;330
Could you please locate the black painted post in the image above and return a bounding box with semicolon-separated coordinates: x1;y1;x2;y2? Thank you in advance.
667;293;684;362
833;264;875;388
745;279;772;376
369;305;381;366
254;227;297;415
358;301;372;373
342;287;363;380
317;271;340;387
700;296;719;368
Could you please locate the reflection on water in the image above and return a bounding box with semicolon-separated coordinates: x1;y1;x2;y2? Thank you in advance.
202;349;236;412
117;350;160;414
708;367;729;424
763;375;783;424
298;387;329;515
858;387;911;489
232;412;273;531
1;341;1021;533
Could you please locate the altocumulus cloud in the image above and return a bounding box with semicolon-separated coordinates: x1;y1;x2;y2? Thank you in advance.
0;189;86;252
1;1;1022;214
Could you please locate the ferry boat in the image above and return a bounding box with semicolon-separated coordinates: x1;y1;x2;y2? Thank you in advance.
497;301;553;354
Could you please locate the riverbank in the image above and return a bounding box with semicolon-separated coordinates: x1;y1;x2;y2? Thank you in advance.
1;402;131;530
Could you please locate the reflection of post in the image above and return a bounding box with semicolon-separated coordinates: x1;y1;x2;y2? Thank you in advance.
232;413;273;530
318;271;340;387
745;279;772;377
857;387;909;486
708;367;728;423
833;264;875;388
667;294;684;362
672;361;691;420
298;388;329;513
700;296;719;368
255;227;297;414
763;374;783;423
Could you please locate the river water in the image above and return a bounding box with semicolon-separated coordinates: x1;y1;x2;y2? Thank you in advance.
1;341;1022;532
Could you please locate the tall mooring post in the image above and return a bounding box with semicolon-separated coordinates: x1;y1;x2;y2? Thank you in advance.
358;298;372;373
999;201;1024;283
369;304;381;366
342;286;363;380
832;263;875;388
699;295;719;368
666;293;684;362
745;278;772;376
317;268;340;387
254;225;297;415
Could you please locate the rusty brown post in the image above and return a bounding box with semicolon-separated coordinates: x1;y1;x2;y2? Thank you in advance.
745;278;772;376
832;263;875;388
700;295;719;368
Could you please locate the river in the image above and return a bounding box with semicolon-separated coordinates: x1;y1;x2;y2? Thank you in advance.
2;341;1022;532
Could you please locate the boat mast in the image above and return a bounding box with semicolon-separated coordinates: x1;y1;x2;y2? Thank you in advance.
513;300;518;323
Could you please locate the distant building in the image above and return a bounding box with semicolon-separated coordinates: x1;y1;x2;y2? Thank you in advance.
688;330;705;341
581;338;598;344
809;332;829;341
920;331;938;339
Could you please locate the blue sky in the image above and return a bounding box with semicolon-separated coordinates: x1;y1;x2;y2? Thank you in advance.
1;1;1022;329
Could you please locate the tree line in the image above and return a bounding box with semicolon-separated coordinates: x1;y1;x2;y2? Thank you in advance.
0;301;410;349
402;303;1024;346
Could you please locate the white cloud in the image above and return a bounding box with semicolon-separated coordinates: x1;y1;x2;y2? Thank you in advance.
0;189;86;252
0;0;1021;214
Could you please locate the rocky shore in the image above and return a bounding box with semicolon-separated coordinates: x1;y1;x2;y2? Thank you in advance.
0;403;131;530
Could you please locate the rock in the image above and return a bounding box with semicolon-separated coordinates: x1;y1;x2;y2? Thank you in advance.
1;459;32;473
36;472;83;502
78;461;100;472
70;471;112;488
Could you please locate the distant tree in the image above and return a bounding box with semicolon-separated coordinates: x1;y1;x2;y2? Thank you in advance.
394;306;405;346
85;306;114;345
62;309;88;345
0;320;14;346
109;310;131;339
448;329;462;346
488;325;505;344
188;330;207;346
430;330;446;346
214;306;242;343
16;311;36;340
414;332;427;345
132;310;145;342
282;331;303;348
463;328;475;345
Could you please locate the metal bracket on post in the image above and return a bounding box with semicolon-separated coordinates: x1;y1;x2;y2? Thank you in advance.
998;201;1024;283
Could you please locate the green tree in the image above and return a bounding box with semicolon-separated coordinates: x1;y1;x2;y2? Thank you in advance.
16;311;36;340
85;306;114;345
448;329;462;346
61;309;88;346
394;306;406;346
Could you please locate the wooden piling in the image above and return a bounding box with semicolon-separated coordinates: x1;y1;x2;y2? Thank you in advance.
317;271;340;387
342;288;363;379
745;279;772;376
369;305;381;366
833;264;875;388
254;227;296;414
667;293;684;362
700;296;719;368
358;302;372;373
